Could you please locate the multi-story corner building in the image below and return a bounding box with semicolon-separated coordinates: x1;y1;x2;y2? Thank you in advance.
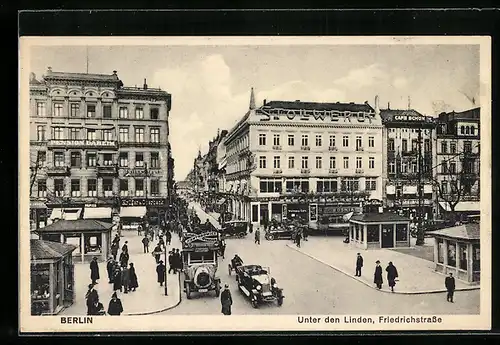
29;68;172;228
223;89;384;228
435;107;480;221
381;108;437;220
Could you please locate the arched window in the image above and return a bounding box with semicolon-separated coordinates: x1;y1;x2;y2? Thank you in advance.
471;126;476;135
460;126;465;134
465;126;470;134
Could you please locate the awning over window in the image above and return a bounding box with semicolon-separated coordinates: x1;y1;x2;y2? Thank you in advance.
30;201;47;209
120;206;147;218
403;186;417;194
49;208;82;220
216;198;227;206
424;184;433;194
439;201;480;212
386;185;395;195
83;207;112;220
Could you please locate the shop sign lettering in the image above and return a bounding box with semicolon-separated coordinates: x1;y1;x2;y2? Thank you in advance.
124;169;162;177
121;198;166;206
393;115;425;122
48;139;117;148
256;107;372;122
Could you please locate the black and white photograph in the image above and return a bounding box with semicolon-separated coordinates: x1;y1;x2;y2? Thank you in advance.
19;36;491;332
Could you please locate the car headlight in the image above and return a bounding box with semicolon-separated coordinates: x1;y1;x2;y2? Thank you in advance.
256;285;262;291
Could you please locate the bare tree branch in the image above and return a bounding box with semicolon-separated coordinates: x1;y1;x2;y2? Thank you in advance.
30;152;41;196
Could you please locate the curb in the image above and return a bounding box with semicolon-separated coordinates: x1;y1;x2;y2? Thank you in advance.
286;244;480;295
125;273;182;316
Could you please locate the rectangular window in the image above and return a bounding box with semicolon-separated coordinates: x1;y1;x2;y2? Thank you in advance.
87;129;96;141
70;103;79;117
402;139;408;152
288;134;294;146
150;152;159;168
71;179;80;197
69;128;79;140
411;139;418;152
464;141;472;153
135;152;144;167
150;108;159;120
37;151;46;167
102;105;112;118
70;151;81;167
53;103;63;117
329;135;336;147
424;139;431;152
388;162;395;174
449;161;456;174
369;157;375;169
441;161;448;174
441;180;448;194
447;242;456;267
119;127;129;142
37;126;46;141
315;135;322;147
316;179;338;193
119;152;128;167
53;127;64;140
459;243;467;270
368;136;375;148
341;177;359;192
87;152;97;167
54;152;65;167
151;180;159;196
388;138;395;151
288;156;295;169
135;107;144;119
437;238;444;264
37;180;47;198
120;179;129;196
342;136;349;147
329;156;336;169
315;156;322;169
103;130;112;141
273;134;280;146
150;128;160;143
259;156;266;169
396;224;408;242
54;179;64;197
103;178;113;197
301;135;309;147
87;179;97;197
259;178;282;193
102;153;113;166
135;128;145;142
365;177;377;191
87;104;96;118
356;157;362;169
441;141;448;153
259;134;266;146
135;179;144;196
273;156;281;169
301;156;308;169
36;102;46;116
119;107;128;119
450;142;457;153
343;157;349;169
356;136;362;151
285;179;309;193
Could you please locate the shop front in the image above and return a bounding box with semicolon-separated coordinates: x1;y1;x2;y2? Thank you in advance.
31;239;77;315
438;201;480;222
30;200;48;230
349;212;411;249
120;197;168;226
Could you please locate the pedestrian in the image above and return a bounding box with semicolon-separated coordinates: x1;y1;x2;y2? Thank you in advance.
158;236;165;251
248;221;253;234
154;226;159;241
113;267;122;292
303;227;308;241
121;241;129;255
445;272;456;303
220;283;233;315
111;242;118;261
295;230;302;248
106;256;115;283
137;223;142;236
262;217;269;231
90;257;100;285
153;244;162;264
85;284;99;315
174;248;182;273
220;239;226;259
142;235;150;253
89;297;106;316
107;292;124;316
165;230;172;246
374;260;383;289
129;263;139;292
121;264;130;294
156;260;166;286
168;251;175;274
355;253;363;277
112;234;120;247
386;261;399;292
119;251;129;268
254;228;261;245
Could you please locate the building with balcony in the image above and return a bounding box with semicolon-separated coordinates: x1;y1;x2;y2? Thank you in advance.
381;107;437;220
29;68;172;228
222;89;384;228
435;107;480;221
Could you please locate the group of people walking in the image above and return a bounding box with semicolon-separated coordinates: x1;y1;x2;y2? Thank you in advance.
352;253;399;292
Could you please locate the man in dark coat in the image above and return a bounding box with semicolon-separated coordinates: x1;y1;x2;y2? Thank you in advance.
295;231;302;248
152;244;162;264
254;228;261;245
85;284;99;315
113;267;122;292
121;241;129;255
386;261;399;292
248;222;253;234
121;265;130;294
111;243;118;261
174;249;181;273
165;230;172;246
220;284;233;315
90;257;100;285
129;263;139;291
142;235;150;253
168;251;174;274
107;292;124;316
445;273;456;302
355;253;364;277
156;260;166;286
112;234;120;247
106;257;115;283
374;260;383;289
220;239;226;259
262;217;269;231
119;251;129;268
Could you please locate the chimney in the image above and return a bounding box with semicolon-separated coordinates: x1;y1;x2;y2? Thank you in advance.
263;99;267;106
47;66;52;73
249;87;256;110
143;78;148;90
374;95;380;115
387;102;390;110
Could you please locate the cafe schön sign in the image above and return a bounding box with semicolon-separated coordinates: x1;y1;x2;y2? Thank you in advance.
255;106;375;122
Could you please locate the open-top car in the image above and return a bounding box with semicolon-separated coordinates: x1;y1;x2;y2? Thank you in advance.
235;264;284;308
220;220;247;238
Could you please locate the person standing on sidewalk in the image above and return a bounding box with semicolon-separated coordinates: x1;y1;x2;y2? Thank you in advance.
156;260;166;286
90;257;100;285
220;238;226;259
355;253;364;277
137;223;143;236
248;221;253;234
111;242;118;261
112;234;120;248
121;264;130;294
295;230;302;248
254;227;261;245
129;262;139;292
445;273;456;303
142;235;150;253
107;292;124;316
374;260;383;289
113;267;123;292
122;241;129;255
152;244;162;264
106;256;115;283
119;250;129;268
168;250;175;274
85;284;99;315
220;284;233;315
386;261;399;292
165;230;172;246
174;249;182;273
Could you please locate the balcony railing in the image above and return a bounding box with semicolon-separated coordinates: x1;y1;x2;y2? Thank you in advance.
97;165;119;176
46;166;71;176
272;145;282;150
355;168;364;174
329;168;338;174
328;146;338;151
301;168;311;174
300;146;310;151
273;169;283;174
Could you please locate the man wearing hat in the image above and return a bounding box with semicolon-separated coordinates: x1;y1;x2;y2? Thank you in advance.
220;283;233;315
106;256;115;283
107;292;124;316
374;260;383;289
156;260;166;286
355;253;364;277
90;256;100;285
85;283;99;315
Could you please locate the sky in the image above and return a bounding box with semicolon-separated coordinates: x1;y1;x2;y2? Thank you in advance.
29;43;480;181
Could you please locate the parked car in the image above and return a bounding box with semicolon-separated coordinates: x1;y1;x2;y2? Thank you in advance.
235;264;284;308
264;225;295;241
220;220;247;238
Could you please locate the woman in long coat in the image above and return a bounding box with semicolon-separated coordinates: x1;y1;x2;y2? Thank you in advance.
113;267;123;292
107;292;124;316
373;260;383;289
90;257;100;285
156;260;166;286
220;284;233;315
385;261;399;292
129;263;139;291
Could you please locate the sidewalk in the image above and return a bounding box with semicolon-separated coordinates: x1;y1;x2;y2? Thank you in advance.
286;237;480;294
61;231;182;316
189;202;222;230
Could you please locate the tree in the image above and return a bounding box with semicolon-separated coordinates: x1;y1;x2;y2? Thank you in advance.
30;152;42;197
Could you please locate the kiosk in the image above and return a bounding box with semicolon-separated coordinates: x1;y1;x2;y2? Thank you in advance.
349;212;411;249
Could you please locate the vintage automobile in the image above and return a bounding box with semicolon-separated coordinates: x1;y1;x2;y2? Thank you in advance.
220;220;248;238
235;264;284;308
264;225;296;241
181;231;222;299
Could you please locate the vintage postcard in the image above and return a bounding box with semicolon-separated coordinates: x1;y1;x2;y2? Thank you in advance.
19;36;491;332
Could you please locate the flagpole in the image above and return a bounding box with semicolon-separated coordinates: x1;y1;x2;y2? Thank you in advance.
86;46;89;74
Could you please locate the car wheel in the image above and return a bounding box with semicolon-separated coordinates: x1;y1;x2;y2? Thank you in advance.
186;283;192;299
267;234;275;241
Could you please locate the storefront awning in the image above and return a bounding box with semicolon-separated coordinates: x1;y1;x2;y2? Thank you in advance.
342;211;354;222
49;208;82;221
216;198;227;206
403;185;417;194
386;185;395;195
83;207;112;220
120;206;147;218
439;201;480;212
424;184;433;194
